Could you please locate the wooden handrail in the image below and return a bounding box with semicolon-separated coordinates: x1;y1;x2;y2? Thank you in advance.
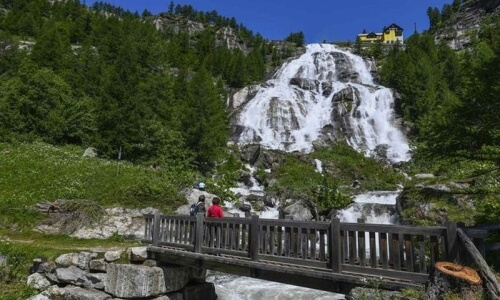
144;213;490;281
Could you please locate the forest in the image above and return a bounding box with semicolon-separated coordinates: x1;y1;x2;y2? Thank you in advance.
0;0;293;172
0;0;499;220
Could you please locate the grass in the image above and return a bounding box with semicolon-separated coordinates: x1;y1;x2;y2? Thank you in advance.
0;141;193;229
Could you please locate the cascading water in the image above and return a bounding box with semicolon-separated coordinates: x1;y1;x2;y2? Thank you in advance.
233;43;410;163
216;44;410;299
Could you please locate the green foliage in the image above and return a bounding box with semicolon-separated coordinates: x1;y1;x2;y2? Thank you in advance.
311;142;405;191
312;176;353;213
270;154;323;200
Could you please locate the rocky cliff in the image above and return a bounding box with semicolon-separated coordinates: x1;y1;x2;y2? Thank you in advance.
435;0;500;50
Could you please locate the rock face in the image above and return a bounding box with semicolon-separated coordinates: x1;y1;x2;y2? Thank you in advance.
153;14;204;35
216;26;248;53
435;0;500;50
35;207;158;240
229;44;410;164
27;250;217;300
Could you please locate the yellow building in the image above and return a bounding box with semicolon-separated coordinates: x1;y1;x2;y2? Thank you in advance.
357;23;404;44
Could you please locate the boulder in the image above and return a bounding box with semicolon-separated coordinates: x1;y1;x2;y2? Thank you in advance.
104;250;123;262
55;253;79;268
55;266;90;287
105;263;167;298
89;259;107;272
77;252;94;270
82;147;98;158
281;201;313;221
87;272;106;290
128;247;148;263
240;144;260;165
27;273;51;290
56;286;111;300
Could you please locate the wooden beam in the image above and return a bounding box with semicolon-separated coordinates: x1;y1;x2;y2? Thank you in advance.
152;211;161;247
331;218;342;273
249;215;260;261
195;213;204;253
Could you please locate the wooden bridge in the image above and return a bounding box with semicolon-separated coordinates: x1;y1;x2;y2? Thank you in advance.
142;212;489;295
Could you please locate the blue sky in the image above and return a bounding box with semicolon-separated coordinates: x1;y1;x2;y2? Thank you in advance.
94;0;452;43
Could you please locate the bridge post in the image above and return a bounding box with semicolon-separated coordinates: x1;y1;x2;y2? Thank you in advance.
249;214;260;261
446;221;459;262
152;210;161;247
195;213;204;253
331;217;342;273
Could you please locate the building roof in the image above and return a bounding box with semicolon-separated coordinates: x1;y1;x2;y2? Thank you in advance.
384;23;403;31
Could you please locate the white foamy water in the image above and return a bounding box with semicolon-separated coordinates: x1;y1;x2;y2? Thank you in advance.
337;191;399;224
208;273;344;300
235;43;410;163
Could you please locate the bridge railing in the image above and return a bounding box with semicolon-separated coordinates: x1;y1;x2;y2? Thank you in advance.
143;212;486;283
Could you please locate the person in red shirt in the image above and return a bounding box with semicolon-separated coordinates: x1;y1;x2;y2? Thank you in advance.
207;197;224;218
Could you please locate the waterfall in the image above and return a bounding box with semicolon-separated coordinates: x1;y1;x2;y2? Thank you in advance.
233;43;410;163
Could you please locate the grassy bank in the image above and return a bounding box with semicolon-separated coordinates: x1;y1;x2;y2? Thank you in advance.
0;142;193;229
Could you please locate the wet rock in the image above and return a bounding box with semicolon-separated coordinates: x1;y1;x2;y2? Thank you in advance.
240;144;260;165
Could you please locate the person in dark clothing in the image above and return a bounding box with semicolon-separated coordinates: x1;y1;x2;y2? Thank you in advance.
196;195;206;215
207;197;223;218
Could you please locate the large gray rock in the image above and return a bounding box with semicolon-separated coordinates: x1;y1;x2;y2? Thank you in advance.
89;259;107;272
55;266;90;287
87;272;106;290
104;250;123;262
27;273;51;290
77;252;94;270
281;200;313;221
82;147;98;158
55;253;79;268
56;286;111;300
105;263;166;298
128;247;148;263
